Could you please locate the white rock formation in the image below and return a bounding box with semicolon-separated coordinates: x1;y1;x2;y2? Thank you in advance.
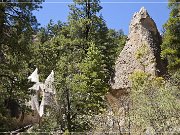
27;69;55;117
28;68;39;83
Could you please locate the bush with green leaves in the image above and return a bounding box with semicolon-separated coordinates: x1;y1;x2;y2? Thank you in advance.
129;70;180;133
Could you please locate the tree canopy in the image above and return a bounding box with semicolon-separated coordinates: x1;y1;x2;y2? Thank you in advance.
161;0;180;72
0;0;179;134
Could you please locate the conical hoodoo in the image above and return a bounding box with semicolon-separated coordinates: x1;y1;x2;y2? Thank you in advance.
105;7;167;132
112;7;166;91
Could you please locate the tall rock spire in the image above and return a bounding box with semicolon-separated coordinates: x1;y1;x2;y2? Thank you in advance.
111;7;167;90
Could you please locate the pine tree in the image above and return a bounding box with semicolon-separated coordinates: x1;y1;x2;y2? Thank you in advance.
31;0;126;132
161;0;180;72
73;42;108;113
0;0;42;131
30;20;65;79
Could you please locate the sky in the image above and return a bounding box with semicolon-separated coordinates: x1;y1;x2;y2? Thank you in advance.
34;0;170;35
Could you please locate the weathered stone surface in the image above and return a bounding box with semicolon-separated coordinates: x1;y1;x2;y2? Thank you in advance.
103;7;167;133
111;7;167;90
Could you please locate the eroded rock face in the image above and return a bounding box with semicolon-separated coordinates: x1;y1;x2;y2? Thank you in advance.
111;7;167;90
103;7;167;133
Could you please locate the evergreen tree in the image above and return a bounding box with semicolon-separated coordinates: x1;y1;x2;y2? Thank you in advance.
161;0;180;72
75;43;108;114
28;0;126;132
30;20;65;79
0;0;42;131
68;0;126;83
56;0;124;132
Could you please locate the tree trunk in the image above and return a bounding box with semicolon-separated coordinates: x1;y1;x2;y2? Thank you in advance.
66;88;72;132
85;0;91;40
0;3;5;46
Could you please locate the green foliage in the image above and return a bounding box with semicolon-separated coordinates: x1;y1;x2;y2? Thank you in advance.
135;44;149;60
0;0;42;131
73;43;108;114
129;70;180;133
32;0;126;133
107;29;126;57
135;44;150;67
0;0;126;133
161;0;180;72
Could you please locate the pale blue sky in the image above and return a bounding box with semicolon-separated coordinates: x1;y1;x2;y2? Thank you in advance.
34;0;170;35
